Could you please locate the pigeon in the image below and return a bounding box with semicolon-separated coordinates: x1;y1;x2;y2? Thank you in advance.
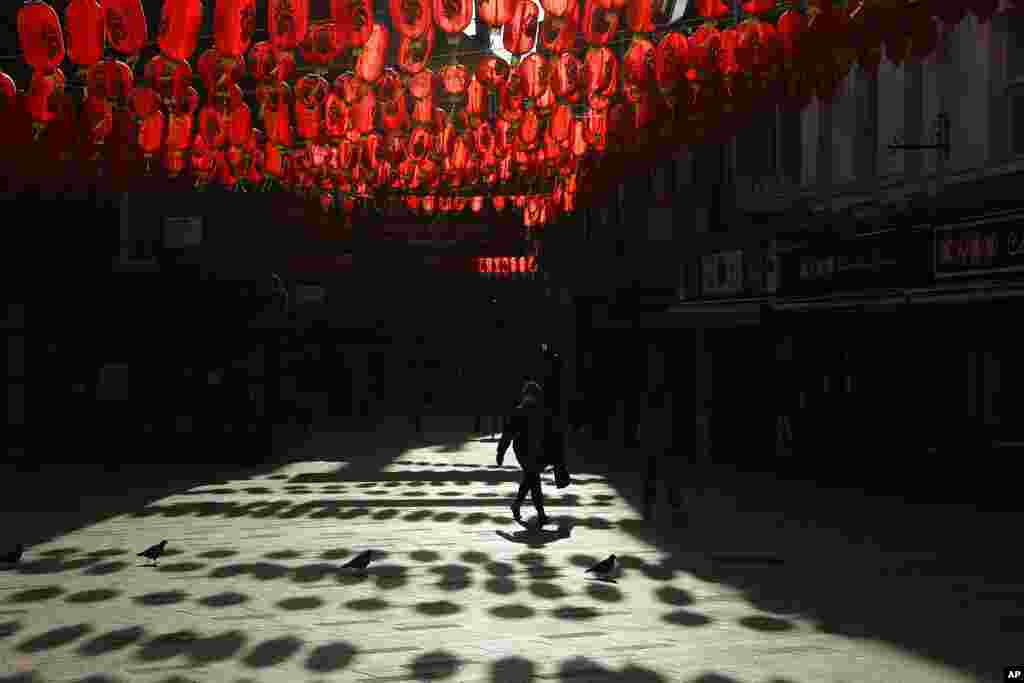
137;540;167;565
585;554;617;578
341;550;374;572
0;544;24;564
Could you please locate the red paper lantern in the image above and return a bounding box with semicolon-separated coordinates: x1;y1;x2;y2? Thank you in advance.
18;1;65;74
333;0;374;48
440;62;470;96
64;0;105;68
302;22;343;66
655;32;688;94
398;24;435;74
478;0;517;26
584;47;619;97
741;0;773;15
158;0;203;63
269;0;309;52
357;23;390;83
434;0;474;35
390;0;432;37
27;69;64;124
776;9;806;65
214;0;258;60
166;107;194;151
695;0;728;19
138;109;165;155
87;60;134;104
624;37;656;87
551;52;583;102
504;0;540;55
518;53;549;99
294;74;328;140
582;0;620;46
627;0;655;34
540;1;579;52
103;0;148;57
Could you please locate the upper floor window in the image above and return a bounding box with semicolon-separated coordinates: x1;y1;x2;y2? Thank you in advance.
1009;12;1024;156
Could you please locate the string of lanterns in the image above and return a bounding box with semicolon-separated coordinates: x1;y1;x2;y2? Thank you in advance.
1;0;1018;229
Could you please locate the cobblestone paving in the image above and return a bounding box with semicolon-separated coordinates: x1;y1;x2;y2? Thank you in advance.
0;424;1009;682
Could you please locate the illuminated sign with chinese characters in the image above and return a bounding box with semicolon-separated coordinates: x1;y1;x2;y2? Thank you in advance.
475;256;538;277
934;221;1024;278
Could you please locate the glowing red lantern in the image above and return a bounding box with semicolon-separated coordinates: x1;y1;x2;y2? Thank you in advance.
398;24;435;74
138;109;165;156
476;56;510;89
351;89;377;135
357;24;390;83
434;0;473;35
333;0;374;48
540;1;578;53
64;0;105;68
624;36;656;87
103;0;148;57
504;0;540;55
390;0;432;37
158;0;203;63
214;0;257;60
478;0;516;26
741;0;773;15
269;0;309;51
582;0;619;46
655;32;688;94
695;0;728;20
440;63;469;96
627;0;655;34
302;21;343;66
517;54;549;99
18;1;65;73
776;9;805;64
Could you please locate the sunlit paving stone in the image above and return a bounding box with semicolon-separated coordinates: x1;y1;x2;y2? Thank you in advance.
0;441;999;683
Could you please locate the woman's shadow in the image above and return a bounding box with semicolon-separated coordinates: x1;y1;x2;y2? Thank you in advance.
495;521;574;547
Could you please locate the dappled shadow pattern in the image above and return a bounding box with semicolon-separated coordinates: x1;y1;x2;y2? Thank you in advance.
305;641;358;673
66;588;121;604
345;597;390;611
7;586;64;603
408;649;464;680
489;603;536;619
492;656;536;680
241;635;304;668
197;550;238;559
197;592;250;608
529;582;569;600
0;621;21;638
277;596;324;610
77;625;146;656
414;600;462;616
209;562;289;581
739;615;795;632
557;656;669;682
81;561;129;576
132;591;188;607
410;550;442;562
655;586;694;607
16;623;93;653
551;606;600;620
157;562;206;573
663;610;714;627
586;582;624;602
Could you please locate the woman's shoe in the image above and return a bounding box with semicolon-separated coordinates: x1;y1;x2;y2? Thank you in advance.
535;513;551;528
510;503;523;524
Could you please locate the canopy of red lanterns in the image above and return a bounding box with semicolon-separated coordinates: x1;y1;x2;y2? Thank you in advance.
1;0;1017;229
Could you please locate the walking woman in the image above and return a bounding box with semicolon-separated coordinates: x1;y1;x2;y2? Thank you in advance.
497;381;551;527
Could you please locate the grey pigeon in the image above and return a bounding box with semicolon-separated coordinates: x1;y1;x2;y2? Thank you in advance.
585;554;617;577
0;544;24;564
341;550;374;571
137;540;167;565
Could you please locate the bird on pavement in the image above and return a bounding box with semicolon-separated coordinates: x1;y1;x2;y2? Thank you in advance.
585;554;617;578
1;544;24;564
137;540;167;565
341;550;374;572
